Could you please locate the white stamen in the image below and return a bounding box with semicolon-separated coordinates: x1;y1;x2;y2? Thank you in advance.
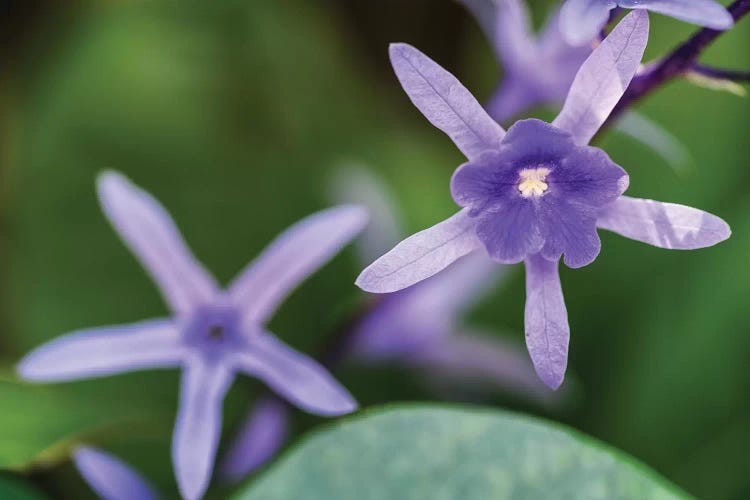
518;167;550;198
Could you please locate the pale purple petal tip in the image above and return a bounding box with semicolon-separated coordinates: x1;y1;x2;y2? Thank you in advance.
236;332;357;416
553;10;649;145
619;0;734;30
96;170;220;315
356;209;482;293
388;42;505;160
220;397;290;484
74;446;159;500
229;205;368;325
17;320;183;382
173;360;234;500
597;196;731;249
524;255;569;390
559;0;616;46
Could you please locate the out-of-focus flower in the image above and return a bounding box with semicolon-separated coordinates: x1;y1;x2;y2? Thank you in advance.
18;172;366;500
457;0;691;171
560;0;733;46
220;167;560;484
73;446;158;500
357;12;730;389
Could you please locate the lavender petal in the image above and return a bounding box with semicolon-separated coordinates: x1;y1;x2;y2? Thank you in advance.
173;358;233;500
553;10;649;145
229;205;368;325
619;0;733;29
597;196;731;249
74;446;159;500
220;397;290;483
492;0;537;73
356;209;482;293
235;331;357;416
524;255;569;390
559;0;617;46
17;320;183;382
97;171;220;316
389;43;505;160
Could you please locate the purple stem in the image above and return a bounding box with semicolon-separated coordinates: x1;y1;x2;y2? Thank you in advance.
606;0;750;124
690;63;750;82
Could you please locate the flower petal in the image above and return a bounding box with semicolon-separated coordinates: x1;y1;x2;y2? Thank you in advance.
97;171;220;316
540;198;602;268
553;10;649;145
493;0;537;73
559;0;617;46
476;203;544;264
173;358;233;500
389;43;505;160
485;77;540;123
235;332;357;416
220;397;290;483
619;0;733;30
356;209;482;293
524;255;569;389
74;446;159;500
597;196;731;249
229;205;368;325
17;320;183;382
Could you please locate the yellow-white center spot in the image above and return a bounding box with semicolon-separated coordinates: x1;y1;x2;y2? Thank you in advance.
518;167;550;198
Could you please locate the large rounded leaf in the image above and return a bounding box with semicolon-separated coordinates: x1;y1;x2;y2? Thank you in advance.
236;405;690;500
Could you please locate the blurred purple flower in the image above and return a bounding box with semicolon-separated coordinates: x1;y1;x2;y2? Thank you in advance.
458;0;592;122
357;12;731;390
560;0;733;46
73;446;159;500
17;172;366;500
457;0;691;171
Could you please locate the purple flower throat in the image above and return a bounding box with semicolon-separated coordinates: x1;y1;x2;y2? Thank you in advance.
451;119;628;268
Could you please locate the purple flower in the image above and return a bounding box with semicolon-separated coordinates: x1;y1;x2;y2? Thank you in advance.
560;0;733;46
356;12;731;390
458;0;592;122
17;172;367;500
73;446;159;500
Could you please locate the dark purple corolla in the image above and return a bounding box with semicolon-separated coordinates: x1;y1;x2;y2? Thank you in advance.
17;172;367;500
560;0;733;46
356;12;731;390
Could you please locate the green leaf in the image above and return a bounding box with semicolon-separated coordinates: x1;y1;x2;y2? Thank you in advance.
235;405;690;500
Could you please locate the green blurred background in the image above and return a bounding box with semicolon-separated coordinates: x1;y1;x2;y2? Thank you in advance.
0;0;748;498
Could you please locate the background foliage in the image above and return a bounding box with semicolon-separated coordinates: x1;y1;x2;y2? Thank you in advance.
0;0;748;498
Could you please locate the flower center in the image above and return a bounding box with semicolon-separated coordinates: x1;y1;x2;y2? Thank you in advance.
517;167;550;198
208;324;224;341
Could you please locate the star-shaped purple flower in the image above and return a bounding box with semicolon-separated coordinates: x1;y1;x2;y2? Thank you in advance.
17;171;367;500
74;446;158;500
560;0;733;46
356;11;731;390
